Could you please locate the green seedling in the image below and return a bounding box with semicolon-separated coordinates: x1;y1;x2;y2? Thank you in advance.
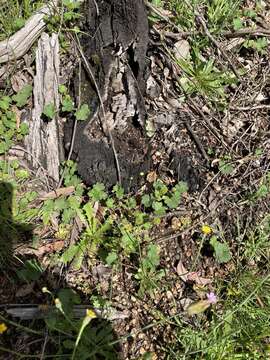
135;244;165;297
0;86;31;155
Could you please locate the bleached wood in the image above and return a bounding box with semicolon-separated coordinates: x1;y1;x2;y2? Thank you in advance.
25;32;61;183
0;1;57;64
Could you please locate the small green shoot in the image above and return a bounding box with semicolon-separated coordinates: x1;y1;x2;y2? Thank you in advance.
43;103;56;120
17;259;43;282
12;84;32;108
75;104;91;121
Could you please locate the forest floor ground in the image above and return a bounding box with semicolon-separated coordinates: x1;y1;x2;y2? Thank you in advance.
1;0;270;359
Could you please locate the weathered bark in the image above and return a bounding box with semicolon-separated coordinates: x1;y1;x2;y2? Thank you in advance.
25;32;62;183
64;0;150;189
0;1;57;64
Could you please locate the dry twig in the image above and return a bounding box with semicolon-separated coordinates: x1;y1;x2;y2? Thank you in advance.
230;104;270;111
182;117;210;165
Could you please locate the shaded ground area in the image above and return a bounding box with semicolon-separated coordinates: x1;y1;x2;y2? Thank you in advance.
0;182;33;270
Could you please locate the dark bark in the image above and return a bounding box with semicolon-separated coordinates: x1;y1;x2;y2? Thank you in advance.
64;0;150;190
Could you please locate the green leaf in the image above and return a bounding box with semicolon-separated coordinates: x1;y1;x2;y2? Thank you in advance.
135;211;146;226
0;141;9;154
174;181;188;194
14;18;25;31
233;18;243;30
219;160;234;175
121;232;138;255
17;260;43;282
18;122;29;135
54;197;67;211
68;195;81;210
88;183;107;201
59;84;68;94
61;95;74;112
43;103;56;119
163;194;180;209
255;184;269;199
106;252;118;266
105;197;115;209
83;202;94;223
15;169;29;179
61;244;79;264
146;244;160;268
62;208;76;224
12;84;32;107
0;96;11;111
152;201;166;216
63;0;81;9
244;9;257;18
210;236;231;264
141;194;151;207
125;196;137;209
58;288;80;314
10;160;19;169
113;184;124;199
64;11;80;21
153;180;168;200
41;199;55;225
3;112;16;128
75;104;90;121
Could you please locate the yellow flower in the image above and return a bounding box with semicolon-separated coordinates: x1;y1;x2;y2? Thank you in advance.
86;309;97;319
201;224;212;235
0;323;7;334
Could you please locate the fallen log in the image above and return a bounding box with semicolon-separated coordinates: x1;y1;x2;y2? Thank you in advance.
0;1;57;64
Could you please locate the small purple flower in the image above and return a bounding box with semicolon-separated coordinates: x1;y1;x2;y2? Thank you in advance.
207;292;217;304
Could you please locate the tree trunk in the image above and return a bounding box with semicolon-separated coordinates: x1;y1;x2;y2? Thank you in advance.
64;0;150;190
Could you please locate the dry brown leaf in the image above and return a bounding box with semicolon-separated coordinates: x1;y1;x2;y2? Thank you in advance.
39;185;75;200
11;72;29;93
147;171;157;183
69;215;82;246
177;261;212;285
11;105;21;129
176;260;189;282
171;217;181;230
35;240;65;256
187;272;212;286
208;189;219;212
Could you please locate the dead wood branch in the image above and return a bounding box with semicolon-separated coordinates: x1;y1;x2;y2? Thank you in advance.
230;104;270;111
162;28;270;41
0;1;57;64
25;32;62;183
182;117;210;164
223;28;270;38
